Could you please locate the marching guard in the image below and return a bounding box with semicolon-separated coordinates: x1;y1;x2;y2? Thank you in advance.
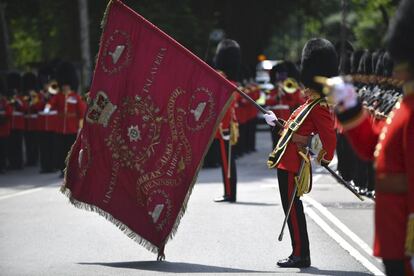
213;39;240;203
48;62;86;178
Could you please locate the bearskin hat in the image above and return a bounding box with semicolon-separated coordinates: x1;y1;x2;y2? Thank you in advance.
270;60;300;84
6;72;21;96
56;61;79;91
357;51;373;75
382;52;394;77
38;64;55;87
350;50;364;75
214;39;241;81
374;52;385;76
300;38;338;95
371;50;383;74
385;0;414;68
334;40;354;74
22;72;38;94
0;76;7;96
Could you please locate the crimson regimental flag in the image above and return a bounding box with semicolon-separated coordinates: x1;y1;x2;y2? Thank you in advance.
61;0;236;255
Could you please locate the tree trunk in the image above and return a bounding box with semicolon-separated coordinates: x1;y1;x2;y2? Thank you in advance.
0;2;11;71
78;0;92;92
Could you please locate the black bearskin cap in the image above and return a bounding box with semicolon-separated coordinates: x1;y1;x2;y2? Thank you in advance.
22;72;38;93
270;61;300;84
38;64;55;87
386;0;414;68
374;52;385;76
0;76;7;96
335;40;354;74
6;72;21;95
350;50;364;75
382;52;394;77
357;51;373;75
371;51;383;74
214;39;241;81
300;38;338;94
56;62;78;91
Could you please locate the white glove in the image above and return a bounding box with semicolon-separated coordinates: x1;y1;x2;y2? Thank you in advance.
263;111;277;126
327;77;358;112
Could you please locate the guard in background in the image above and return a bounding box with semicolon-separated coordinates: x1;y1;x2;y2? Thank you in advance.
37;66;58;173
264;38;337;268
330;0;414;273
213;39;239;203
22;72;42;166
335;43;357;182
265;61;305;149
7;72;27;170
0;76;12;173
49;62;86;178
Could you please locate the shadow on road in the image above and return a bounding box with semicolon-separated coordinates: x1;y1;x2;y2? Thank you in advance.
79;261;274;273
299;266;374;275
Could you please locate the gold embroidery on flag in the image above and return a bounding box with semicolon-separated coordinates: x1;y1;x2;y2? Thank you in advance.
104;95;163;204
187;87;216;132
101;30;132;74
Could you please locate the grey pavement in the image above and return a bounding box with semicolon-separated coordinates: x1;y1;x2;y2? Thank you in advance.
0;130;383;275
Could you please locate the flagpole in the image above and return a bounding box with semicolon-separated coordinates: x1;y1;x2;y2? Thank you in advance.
234;87;284;129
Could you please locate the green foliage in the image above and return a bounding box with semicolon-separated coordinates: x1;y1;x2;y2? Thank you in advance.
9;18;41;68
0;0;401;71
351;0;397;50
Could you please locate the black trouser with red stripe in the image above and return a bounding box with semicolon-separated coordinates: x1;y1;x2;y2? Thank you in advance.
217;137;237;201
277;169;310;258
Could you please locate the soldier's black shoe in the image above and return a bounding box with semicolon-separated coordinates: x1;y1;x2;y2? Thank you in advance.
213;196;235;203
277;256;311;268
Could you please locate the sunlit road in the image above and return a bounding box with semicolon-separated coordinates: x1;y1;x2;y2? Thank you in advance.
0;130;384;275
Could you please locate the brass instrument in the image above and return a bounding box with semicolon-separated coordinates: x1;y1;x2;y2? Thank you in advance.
282;78;299;94
47;80;59;95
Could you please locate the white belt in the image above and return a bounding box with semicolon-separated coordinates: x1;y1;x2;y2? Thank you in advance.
12;111;24;116
25;114;38;119
39;111;58;116
270;105;289;110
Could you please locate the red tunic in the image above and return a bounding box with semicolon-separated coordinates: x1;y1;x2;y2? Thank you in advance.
0;97;13;137
344;93;414;259
277;97;337;174
49;92;86;134
38;110;58;132
26;92;45;131
11;95;28;130
215;94;237;139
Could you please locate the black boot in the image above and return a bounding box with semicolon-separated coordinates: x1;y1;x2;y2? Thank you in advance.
277;255;311;268
213;196;235;203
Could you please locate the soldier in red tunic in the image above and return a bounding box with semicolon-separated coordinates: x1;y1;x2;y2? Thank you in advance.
7;72;27;170
22;72;43;166
329;1;414;274
0;76;12;173
264;38;338;268
49;62;86;178
37;67;58;173
212;39;239;203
